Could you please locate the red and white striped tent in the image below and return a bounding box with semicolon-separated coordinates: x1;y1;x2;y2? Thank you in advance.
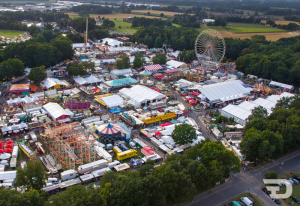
97;123;121;135
144;64;162;72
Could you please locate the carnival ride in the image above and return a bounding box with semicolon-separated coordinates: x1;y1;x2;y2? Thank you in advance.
195;29;226;67
41;121;98;169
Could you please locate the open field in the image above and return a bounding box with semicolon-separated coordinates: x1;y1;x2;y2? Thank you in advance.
219;31;300;41
223;193;266;206
262;20;300;25
0;30;25;39
278;173;300;206
226;23;286;33
113;19;137;34
65;12;161;19
132;10;186;16
235;9;263;15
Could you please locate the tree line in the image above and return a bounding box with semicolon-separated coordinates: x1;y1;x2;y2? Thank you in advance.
0;140;240;206
72;5;113;16
1;11;69;22
230;35;300;86
240;96;300;164
132;26;199;51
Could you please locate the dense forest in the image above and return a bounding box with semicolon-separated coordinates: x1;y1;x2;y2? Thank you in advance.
240;96;300;164
1;31;73;69
0;140;240;206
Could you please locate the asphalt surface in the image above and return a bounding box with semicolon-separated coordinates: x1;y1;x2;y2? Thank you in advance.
182;149;300;206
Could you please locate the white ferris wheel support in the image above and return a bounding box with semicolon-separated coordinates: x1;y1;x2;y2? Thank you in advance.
195;29;226;65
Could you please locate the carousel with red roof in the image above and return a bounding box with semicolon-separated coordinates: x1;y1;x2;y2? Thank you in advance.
97;123;122;144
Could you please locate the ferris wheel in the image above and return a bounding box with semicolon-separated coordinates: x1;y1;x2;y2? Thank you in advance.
195;29;226;65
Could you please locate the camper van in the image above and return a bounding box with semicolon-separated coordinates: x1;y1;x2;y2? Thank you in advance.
116;149;137;161
48;178;60;185
240;197;253;206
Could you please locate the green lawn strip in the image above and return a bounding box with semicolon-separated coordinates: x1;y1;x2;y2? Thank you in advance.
278;173;300;206
0;30;25;39
223;193;267;206
172;23;181;27
225;23;286;33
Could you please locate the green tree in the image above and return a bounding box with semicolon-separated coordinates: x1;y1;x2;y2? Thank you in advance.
28;66;47;84
265;171;278;179
106;65;112;73
247;106;268;121
0;58;25;81
160;13;164;17
66;61;93;77
14;160;46;191
67;33;84;43
122;56;131;68
171;124;197;145
116;60;125;69
35;34;47;43
133;56;143;68
50;36;74;61
47;185;107;206
154;36;163;48
152;53;167;65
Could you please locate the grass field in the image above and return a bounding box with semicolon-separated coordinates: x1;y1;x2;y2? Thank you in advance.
0;30;25;39
262;20;300;25
113;19;137;34
226;23;286;33
278;173;300;206
223;193;266;206
235;9;263;15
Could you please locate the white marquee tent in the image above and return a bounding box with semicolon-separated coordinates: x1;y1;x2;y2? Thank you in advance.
221;92;295;125
197;81;251;103
119;85;166;108
101;95;124;108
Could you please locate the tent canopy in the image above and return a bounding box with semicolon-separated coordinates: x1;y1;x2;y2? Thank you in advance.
100;95;124;108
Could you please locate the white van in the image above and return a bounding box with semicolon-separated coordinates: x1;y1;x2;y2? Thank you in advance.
240;197;253;206
107;160;121;169
47;178;59;185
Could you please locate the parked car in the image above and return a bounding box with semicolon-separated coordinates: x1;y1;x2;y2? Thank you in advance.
290;195;300;204
292;178;299;184
293;176;300;181
262;188;271;196
247;197;255;204
287;178;295;185
272;199;281;204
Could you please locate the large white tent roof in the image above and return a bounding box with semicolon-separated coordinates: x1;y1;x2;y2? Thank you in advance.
221;92;295;125
270;81;294;90
43;102;70;120
84;75;102;84
119;85;166;103
198;81;251;102
74;76;88;85
166;60;186;68
111;69;132;76
0;171;16;181
101;95;124;108
41;78;69;89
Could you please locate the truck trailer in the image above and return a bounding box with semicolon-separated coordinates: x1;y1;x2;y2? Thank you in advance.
60;169;79;181
77;159;108;175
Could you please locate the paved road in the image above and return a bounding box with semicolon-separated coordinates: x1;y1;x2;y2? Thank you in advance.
168;86;217;142
183;149;300;206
